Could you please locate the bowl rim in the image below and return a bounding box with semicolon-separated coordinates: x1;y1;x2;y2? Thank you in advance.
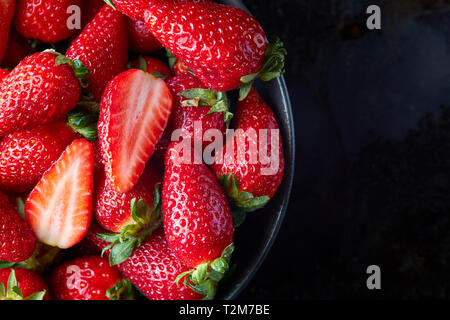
224;74;296;300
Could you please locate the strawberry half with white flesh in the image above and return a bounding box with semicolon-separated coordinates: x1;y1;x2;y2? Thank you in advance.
25;139;94;249
98;69;173;193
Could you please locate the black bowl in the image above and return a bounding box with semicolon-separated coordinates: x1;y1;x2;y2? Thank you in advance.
214;0;296;300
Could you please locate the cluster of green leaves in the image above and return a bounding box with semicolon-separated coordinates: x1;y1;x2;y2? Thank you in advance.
98;186;162;266
176;244;234;300
0;270;46;300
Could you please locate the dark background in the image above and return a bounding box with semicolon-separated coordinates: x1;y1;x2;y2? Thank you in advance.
238;0;450;299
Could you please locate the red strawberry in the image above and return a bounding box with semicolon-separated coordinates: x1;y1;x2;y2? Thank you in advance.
162;141;234;298
0;52;84;136
94;164;163;265
157;73;230;155
0;121;79;193
1;29;33;69
104;0;149;21
91;225;203;300
25;139;94;249
0;191;36;263
94;164;161;233
0;0;15;64
0;69;9;83
107;0;215;21
92;140;104;175
13;0;82;43
144;2;286;97
98;69;172;193
212;87;284;211
130;56;172;79
172;58;189;76
49;256;130;300
0;268;50;300
67;5;128;102
128;19;162;54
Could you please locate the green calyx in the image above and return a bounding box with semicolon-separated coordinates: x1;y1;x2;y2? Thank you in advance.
219;173;270;214
0;270;46;301
98;186;162;266
50;51;90;80
67;105;99;141
106;279;135;300
103;0;116;9
176;244;234;300
179;89;234;126
166;49;177;70
239;37;287;101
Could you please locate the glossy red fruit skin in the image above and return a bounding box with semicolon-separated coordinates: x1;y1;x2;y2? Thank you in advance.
0;69;9;83
92;140;104;175
163;142;234;268
49;256;122;300
90;225;203;300
144;2;266;92
0;52;81;137
109;0;148;20
94;165;161;233
67;5;128;102
0;122;79;193
0;0;15;64
212;87;284;199
155;73;225;157
128;19;162;54
0;268;50;299
0;191;36;262
130;57;172;79
168;73;225;144
1;29;33;69
13;0;82;43
172;59;189;76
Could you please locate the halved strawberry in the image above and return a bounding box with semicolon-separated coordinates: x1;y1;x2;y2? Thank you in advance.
98;69;172;193
25;139;94;249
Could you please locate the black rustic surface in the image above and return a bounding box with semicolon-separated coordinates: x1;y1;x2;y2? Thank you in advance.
237;0;450;299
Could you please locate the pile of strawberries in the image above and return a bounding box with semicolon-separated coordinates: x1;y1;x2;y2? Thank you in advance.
0;0;286;300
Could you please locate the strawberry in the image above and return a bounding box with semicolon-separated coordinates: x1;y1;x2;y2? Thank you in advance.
104;0;149;21
212;87;284;212
0;69;9;83
98;69;172;193
128;19;162;54
49;256;131;300
106;0;215;21
91;225;203;300
0;0;15;64
0;268;49;300
172;58;189;76
162;141;234;298
1;29;33;69
144;1;286;98
13;0;82;43
94;165;162;265
130;56;172;79
159;73;231;155
0;51;86;136
0;121;79;193
92;140;104;175
25;139;94;249
67;5;128;102
0;191;36;263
